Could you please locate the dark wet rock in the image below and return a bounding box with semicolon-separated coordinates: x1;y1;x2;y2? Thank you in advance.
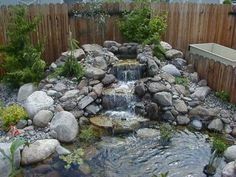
148;82;168;93
102;74;116;86
16;119;28;129
153;92;172;107
103;40;121;49
162;111;175;122
146;102;159;120
134;81;146;97
147;58;159;77
171;58;186;70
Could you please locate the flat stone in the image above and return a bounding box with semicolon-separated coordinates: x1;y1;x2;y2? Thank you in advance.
85;104;101;115
189;106;219;118
191;86;211;101
78;96;94;109
165;49;183;60
148;82;168;93
90;116;113;128
136;128;159;138
59;90;80;102
161;64;181;77
102;74;116;85
177;115;190;125
160;72;175;84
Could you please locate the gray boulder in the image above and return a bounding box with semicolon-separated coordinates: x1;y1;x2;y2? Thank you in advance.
24;91;54;118
53;83;67;92
82;44;103;56
160;72;175;84
78;96;94;109
160;41;172;50
165;49;183;60
84;65;106;80
33;110;53;127
148;82;168;93
191;86;211;101
92;56;108;70
102;74;116;85
147;58;159;77
21;139;59;165
189;106;219;118
103;40;121;49
59;90;80;102
62;48;85;60
134;82;146;97
222;161;236;177
0;143;21;177
208;118;223;132
161;64;181;77
17;83;37;103
153;92;172;107
171;58;186;70
177;115;190;125
50;111;79;143
224;146;236;162
174;99;188;113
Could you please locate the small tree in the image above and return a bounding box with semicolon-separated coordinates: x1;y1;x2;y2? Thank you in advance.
0;6;45;88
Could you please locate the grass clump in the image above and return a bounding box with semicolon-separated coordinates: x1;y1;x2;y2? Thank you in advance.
160;123;174;146
215;90;230;102
212;136;228;155
0;104;28;130
175;76;189;88
79;127;98;143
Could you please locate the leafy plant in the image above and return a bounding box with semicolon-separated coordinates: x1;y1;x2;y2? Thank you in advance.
0;139;26;177
175;76;189;88
212;136;227;155
160;123;173;146
223;0;232;4
61;31;84;80
0;104;28;129
0;6;45;88
79;127;98;143
59;148;84;169
215;90;230;102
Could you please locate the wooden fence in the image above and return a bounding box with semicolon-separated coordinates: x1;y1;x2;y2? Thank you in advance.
188;53;236;103
0;3;236;64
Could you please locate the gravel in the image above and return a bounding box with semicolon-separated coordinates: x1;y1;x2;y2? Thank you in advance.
0;83;18;106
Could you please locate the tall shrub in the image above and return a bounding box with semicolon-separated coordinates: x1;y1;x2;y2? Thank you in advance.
0;6;45;88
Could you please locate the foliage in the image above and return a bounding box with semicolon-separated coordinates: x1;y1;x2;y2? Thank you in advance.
79;127;98;143
0;104;28;129
59;148;84;169
175;76;189;88
223;0;232;4
152;172;169;177
212;136;227;155
0;139;26;177
61;32;84;80
160;123;173;146
215;90;230;102
0;6;45;88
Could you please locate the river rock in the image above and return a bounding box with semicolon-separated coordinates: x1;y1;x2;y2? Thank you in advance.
134;81;146;97
148;82;168;93
147;58;159;77
17;83;37;103
189;72;199;83
24;91;54;118
222;161;236;177
62;48;85;60
82;44;103;56
0;143;21;177
113;119;140;134
92;56;108;70
50;111;79;143
224;146;236;162
146;102;159;120
93;83;103;97
55;145;71;155
189;106;219;118
191;86;210;101
174;99;188;113
16;119;28;129
162;111;175;122
136;128;160;138
102;74;116;85
85;103;101;115
175;84;189;96
61;100;77;111
84;65;106;80
177;115;190;125
161;64;181;77
78;96;94;109
103;40;121;49
59;90;80;102
90;116;113;129
160;72;175;84
208;118;223;132
153;92;172;107
165;49;183;60
21;139;59;165
190;119;202;130
53;83;67;92
160;41;172;50
171;58;186;70
33;110;53;127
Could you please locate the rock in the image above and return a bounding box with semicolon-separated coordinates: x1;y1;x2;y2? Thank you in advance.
191;86;211;101
78;96;94;109
165;49;183;60
231;127;236;137
50;111;79;143
177;115;190;125
79;116;89;126
78;79;88;89
146;102;159;120
102;74;116;85
137;53;148;63
175;84;189;96
148;82;168;93
103;40;121;49
0;143;21;177
17;83;37;102
92;56;108;70
222;161;236;177
24;91;54;118
33;110;53;128
55;145;71;155
84;65;106;80
160;72;175;84
208;118;223;132
136;128;159;138
173;99;188;113
198;79;207;86
189;72;199;83
47;90;59;97
113;119;140;134
16;119;28;129
82;44;103;56
134;81;146;97
59;90;80;102
21;139;59;165
224;146;236;162
62;48;85;60
171;58;186;70
162;111;175;122
189;106;219;118
93;83;103;97
190;119;202;130
53;83;67;92
61;100;77;111
90;116;113;129
161;64;181;77
147;58;159;77
160;41;172;50
85;104;101;115
153;92;172;107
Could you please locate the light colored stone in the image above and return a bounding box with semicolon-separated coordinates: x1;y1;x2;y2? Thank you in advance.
59;90;80;102
160;72;175;84
62;48;85;60
224;146;236;162
160;41;172;50
161;64;181;77
55;145;71;155
136;128;159;138
78;96;94;109
53;83;67;92
174;99;188;113
17;83;37;102
177;115;190;125
153;92;172;107
165;49;183;60
93;83;103;97
191;86;211;101
148;82;168;93
189;106;219;118
190;119;202;130
24;91;54;118
85;65;106;80
33;110;53;127
50;111;79;143
21;139;59;165
222;161;236;177
208;118;223;132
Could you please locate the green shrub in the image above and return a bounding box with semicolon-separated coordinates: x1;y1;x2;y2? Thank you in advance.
223;0;232;4
160;123;173;145
212;136;227;155
79;127;98;143
0;6;45;88
215;91;230;102
175;76;189;88
0;104;28;129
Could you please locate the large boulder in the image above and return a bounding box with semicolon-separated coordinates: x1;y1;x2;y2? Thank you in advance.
191;86;211;101
147;58;159;77
103;40;121;49
222;161;236;177
24;91;54;118
153;92;172;107
0;143;21;177
21;139;59;165
161;64;181;77
17;83;37;103
224;146;236;162
148;82;168;93
207;118;223;132
82;44;103;56
50;111;79;143
59;90;80;102
134;81;146;97
189;106;219;119
165;49;183;60
33;110;53;128
171;58;186;70
102;74;116;86
174;99;188;113
78;96;94;110
91;56;108;70
84;65;106;80
62;48;85;60
160;41;172;51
